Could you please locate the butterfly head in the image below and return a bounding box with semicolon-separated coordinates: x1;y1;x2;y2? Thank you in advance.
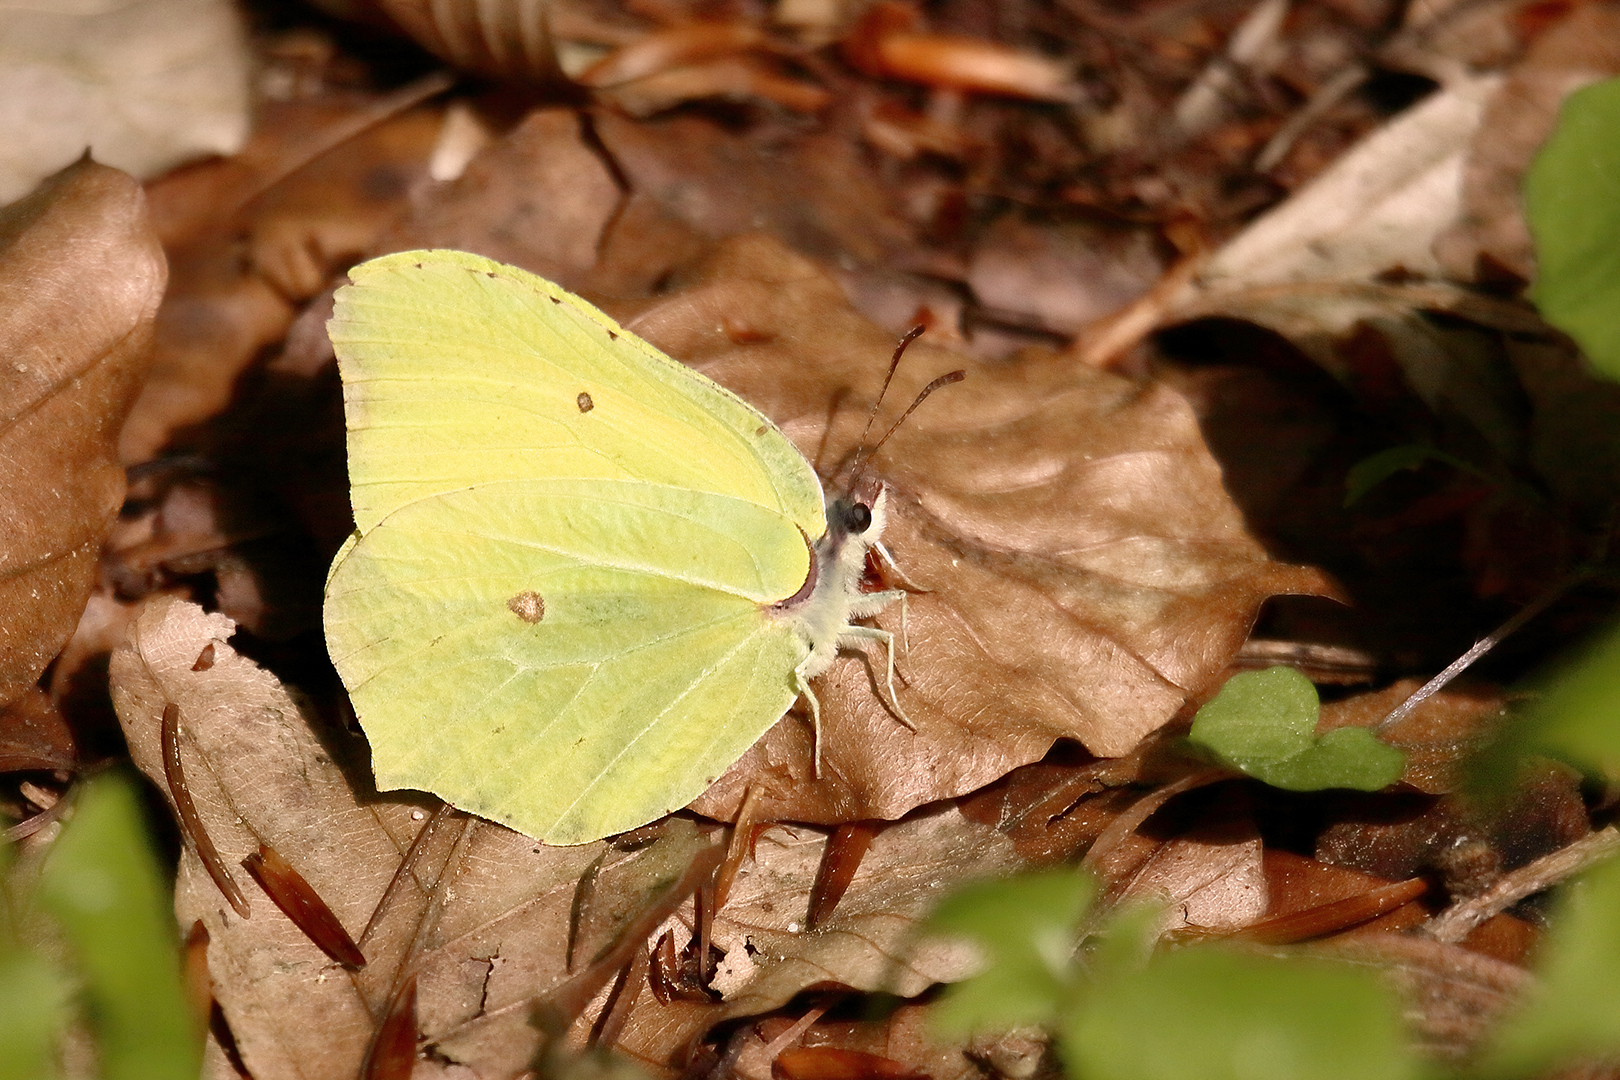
825;480;886;545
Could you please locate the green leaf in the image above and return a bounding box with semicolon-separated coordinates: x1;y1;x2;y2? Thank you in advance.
1064;946;1418;1080
0;949;68;1080
37;770;200;1080
1510;618;1620;779
1343;445;1490;507
1188;667;1406;792
1481;854;1620;1077
925;868;1096;1034
1525;76;1620;381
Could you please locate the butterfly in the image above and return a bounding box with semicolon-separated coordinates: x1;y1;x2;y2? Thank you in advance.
322;249;924;844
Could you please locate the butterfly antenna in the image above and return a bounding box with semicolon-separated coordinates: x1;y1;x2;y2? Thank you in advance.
848;325;926;484
849;368;966;489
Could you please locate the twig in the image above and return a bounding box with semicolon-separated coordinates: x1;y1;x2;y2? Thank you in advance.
1377;572;1581;733
1423;826;1620;943
1255;62;1369;172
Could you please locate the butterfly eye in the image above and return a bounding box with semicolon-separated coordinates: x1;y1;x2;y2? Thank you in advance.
845;502;873;534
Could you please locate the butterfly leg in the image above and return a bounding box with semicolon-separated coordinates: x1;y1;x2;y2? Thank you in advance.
849;587;910;655
838;624;915;731
794;666;826;778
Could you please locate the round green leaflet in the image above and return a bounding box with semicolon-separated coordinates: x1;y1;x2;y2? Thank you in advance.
323;250;907;845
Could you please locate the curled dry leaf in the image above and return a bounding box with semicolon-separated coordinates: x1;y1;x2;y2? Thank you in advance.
842;1;1081;103
577;23;768;88
378;0;567;84
0;159;165;712
611;235;1335;826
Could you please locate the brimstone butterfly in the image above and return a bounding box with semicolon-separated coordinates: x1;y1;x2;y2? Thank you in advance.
322;250;911;845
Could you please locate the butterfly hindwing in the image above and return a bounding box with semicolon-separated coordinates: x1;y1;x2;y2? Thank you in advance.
325;479;809;843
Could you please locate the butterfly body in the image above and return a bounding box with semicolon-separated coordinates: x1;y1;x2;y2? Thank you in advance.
323;250;905;844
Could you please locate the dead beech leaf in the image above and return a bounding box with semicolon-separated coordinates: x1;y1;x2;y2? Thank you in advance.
0;688;75;773
611;808;1018;1071
1433;4;1620;283
378;0;570;84
0;159;165;712
124;99;444;462
112;596;410;1079
1116;811;1268;935
0;0;250;203
967;214;1164;336
591;111;915;269
710;810;1012;1008
1312;933;1529;1061
842;1;1081;103
110;596;722;1079
1195;72;1501;290
612;235;1334;826
382;108;621;289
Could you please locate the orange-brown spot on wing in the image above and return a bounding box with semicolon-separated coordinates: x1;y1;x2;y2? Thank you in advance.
508;591;546;623
577;391;594;413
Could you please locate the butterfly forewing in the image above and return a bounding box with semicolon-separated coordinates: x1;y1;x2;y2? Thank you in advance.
330;250;825;539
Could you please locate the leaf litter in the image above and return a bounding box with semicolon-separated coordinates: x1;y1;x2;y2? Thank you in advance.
5;0;1620;1077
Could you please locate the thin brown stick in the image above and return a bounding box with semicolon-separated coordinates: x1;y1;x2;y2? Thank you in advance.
360;801;454;949
163;703;251;918
1424;826;1620;943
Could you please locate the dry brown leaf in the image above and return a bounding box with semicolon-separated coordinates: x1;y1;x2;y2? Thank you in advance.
381;108;622;290
0;158;165;712
1311;932;1530;1061
594;235;1338;825
612;808;1019;1071
377;0;572;83
124;99;444;462
0;688;76;773
110;596;735;1079
112;596;419;1079
1433;4;1620;283
0;0;250;204
1314;759;1589;895
114;596;807;1078
1318;678;1507;793
967;214;1165;336
1116;810;1268;934
592;111;915;268
109;597;1039;1078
